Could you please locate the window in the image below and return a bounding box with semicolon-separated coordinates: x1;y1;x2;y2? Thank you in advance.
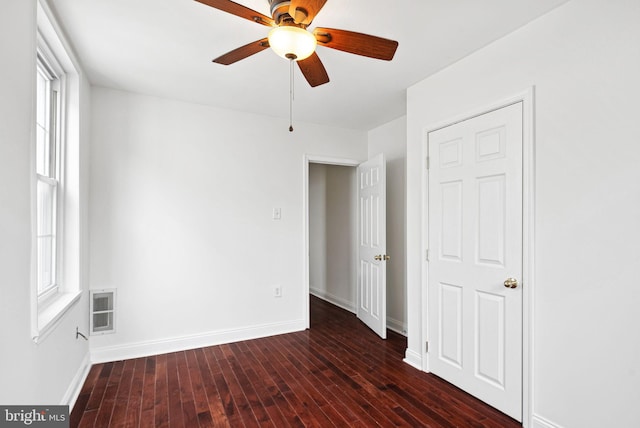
32;2;83;343
36;52;61;303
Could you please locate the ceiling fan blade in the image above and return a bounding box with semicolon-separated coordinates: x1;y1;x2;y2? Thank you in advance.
288;0;327;25
194;0;274;27
213;38;270;65
297;52;330;87
313;28;398;61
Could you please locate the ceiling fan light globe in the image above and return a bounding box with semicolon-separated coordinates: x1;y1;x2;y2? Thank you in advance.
268;26;317;61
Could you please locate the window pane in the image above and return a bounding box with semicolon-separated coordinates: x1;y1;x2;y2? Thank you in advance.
36;69;47;128
49;89;57;178
36;65;53;177
36;125;50;176
37;179;55;234
37;236;54;292
37;178;57;294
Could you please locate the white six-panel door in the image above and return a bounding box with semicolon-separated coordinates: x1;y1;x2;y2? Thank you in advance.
427;103;523;420
357;153;387;339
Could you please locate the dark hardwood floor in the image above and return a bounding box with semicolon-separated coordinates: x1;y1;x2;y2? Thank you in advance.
71;296;521;427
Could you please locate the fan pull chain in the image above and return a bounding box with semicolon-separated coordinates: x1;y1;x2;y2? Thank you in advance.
289;58;294;132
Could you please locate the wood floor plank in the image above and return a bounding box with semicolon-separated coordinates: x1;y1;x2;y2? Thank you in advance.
248;339;326;428
175;351;199;428
203;346;245;427
222;343;273;427
184;349;213;428
76;409;98;428
153;354;169;428
228;341;291;428
83;362;113;412
301;326;461;427
70;364;102;426
239;339;305;428
166;352;185;428
123;357;145;428
108;359;135;428
306;302;498;427
139;357;157;428
285;333;416;427
255;335;346;427
69;392;90;428
193;348;230;427
71;296;521;428
93;360;124;427
270;333;399;427
212;344;262;428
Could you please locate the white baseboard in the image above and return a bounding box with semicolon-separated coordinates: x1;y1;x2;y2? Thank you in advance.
403;348;422;370
310;289;355;313
531;414;564;428
90;319;306;364
62;351;91;410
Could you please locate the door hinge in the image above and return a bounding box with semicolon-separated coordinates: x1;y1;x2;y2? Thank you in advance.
425;249;430;261
425;341;429;352
425;156;430;170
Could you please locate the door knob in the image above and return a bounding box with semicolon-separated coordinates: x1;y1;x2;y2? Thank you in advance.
374;255;390;261
504;278;518;289
374;255;382;261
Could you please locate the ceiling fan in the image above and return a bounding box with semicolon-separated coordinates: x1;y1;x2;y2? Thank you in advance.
195;0;399;87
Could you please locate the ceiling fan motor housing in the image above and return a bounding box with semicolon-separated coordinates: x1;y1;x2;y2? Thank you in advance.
269;0;307;26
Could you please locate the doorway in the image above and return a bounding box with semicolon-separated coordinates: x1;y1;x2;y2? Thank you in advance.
303;156;360;329
308;162;357;313
303;154;389;338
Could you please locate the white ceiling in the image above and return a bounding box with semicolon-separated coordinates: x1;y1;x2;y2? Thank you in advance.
49;0;569;131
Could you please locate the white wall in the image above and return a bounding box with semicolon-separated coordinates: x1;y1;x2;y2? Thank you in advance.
309;164;357;310
369;117;407;334
309;164;327;301
406;0;640;427
89;87;367;360
0;0;91;406
325;165;357;308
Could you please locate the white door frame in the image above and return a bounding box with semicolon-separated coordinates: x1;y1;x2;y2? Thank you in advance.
302;154;361;329
421;88;535;427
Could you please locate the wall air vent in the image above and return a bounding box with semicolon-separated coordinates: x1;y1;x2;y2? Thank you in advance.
90;289;116;335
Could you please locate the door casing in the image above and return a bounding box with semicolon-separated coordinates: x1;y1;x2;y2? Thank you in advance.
421;88;535;427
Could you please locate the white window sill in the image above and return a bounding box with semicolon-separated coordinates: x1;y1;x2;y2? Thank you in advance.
33;290;82;344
